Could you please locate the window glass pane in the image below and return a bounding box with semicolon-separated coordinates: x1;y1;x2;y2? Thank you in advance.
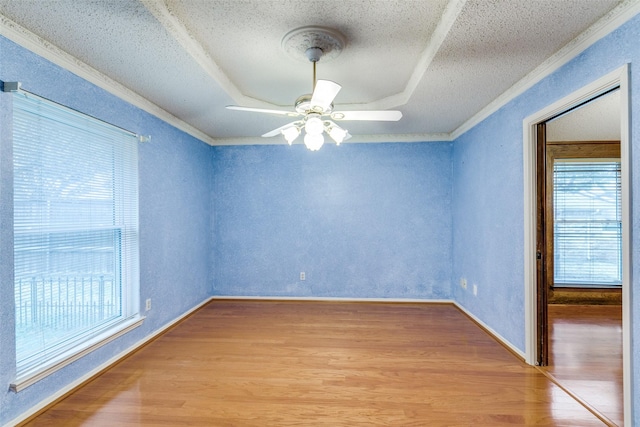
13;92;139;375
553;160;621;287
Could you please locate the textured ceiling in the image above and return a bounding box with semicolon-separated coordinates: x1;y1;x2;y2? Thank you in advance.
0;0;634;145
547;89;621;142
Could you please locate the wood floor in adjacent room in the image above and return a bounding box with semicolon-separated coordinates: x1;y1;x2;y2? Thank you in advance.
23;300;609;426
544;304;623;427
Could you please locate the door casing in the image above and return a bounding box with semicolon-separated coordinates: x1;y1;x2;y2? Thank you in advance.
522;64;631;422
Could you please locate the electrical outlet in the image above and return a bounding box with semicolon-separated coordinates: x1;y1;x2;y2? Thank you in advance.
300;272;306;281
473;284;478;296
145;298;151;311
460;278;467;289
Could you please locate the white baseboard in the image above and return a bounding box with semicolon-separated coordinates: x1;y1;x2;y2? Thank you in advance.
210;295;453;304
211;295;526;359
452;301;526;360
5;296;214;427
7;295;526;426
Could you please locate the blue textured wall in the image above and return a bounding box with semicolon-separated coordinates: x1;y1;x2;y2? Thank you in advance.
451;12;640;421
212;142;452;299
2;9;640;425
0;36;213;424
451;105;525;348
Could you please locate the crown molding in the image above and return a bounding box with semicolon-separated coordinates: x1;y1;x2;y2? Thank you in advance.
370;0;466;110
212;132;452;147
450;0;640;140
0;13;217;146
2;0;638;148
349;133;453;143
139;0;252;108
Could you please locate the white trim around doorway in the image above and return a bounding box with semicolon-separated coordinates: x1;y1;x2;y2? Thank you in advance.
522;64;631;424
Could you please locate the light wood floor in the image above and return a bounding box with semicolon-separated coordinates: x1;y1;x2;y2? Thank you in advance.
23;301;609;426
544;304;623;426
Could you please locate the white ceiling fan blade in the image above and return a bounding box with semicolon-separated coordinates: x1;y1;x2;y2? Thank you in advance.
227;105;299;118
331;110;403;121
261;121;301;138
310;80;341;111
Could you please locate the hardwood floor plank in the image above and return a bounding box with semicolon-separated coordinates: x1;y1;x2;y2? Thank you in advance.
22;301;606;426
544;304;623;426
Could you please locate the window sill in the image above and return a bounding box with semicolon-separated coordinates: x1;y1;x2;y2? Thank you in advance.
552;284;622;290
11;315;145;392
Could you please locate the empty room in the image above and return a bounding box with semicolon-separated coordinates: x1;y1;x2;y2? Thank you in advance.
0;1;639;426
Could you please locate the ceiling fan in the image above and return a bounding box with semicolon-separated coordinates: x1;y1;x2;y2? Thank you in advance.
226;27;402;151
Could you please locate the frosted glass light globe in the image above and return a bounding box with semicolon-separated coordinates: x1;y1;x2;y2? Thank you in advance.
304;133;324;151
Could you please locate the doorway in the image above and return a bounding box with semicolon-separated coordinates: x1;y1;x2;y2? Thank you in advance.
523;65;631;424
539;91;622;365
538;91;623;424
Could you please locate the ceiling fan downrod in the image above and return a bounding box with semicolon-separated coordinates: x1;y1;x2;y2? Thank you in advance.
305;46;324;92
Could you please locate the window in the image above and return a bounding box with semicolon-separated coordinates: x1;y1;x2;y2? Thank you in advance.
12;91;140;388
553;160;622;287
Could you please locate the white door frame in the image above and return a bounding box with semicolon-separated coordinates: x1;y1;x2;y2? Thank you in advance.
522;64;631;423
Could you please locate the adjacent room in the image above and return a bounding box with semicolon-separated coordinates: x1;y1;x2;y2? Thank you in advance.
0;1;639;425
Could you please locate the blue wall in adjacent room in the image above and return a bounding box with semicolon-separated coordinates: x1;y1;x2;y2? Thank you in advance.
0;36;213;424
451;12;640;420
212;142;453;299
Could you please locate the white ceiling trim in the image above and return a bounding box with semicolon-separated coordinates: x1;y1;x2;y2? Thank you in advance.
142;0;466;112
212;133;453;146
2;2;638;147
0;13;218;146
366;0;467;111
450;0;640;141
139;0;257;107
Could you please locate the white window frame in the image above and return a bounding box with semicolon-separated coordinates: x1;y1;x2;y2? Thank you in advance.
10;89;143;392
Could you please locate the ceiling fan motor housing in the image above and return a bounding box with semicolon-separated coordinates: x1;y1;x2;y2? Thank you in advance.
305;47;324;62
295;94;332;115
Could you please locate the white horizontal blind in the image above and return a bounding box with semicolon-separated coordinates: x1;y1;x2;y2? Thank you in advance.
553;160;621;287
13;91;139;375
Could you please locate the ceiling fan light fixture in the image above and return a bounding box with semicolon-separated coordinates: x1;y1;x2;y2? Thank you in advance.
325;122;351;144
304;133;324;151
304;114;324;136
281;125;301;145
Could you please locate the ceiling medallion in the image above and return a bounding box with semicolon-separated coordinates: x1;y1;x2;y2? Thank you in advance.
281;26;346;63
